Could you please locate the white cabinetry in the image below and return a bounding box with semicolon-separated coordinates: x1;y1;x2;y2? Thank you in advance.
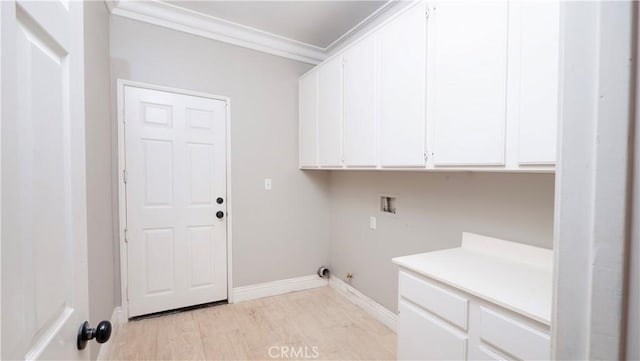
317;56;344;167
393;233;553;361
430;2;509;166
398;300;468;360
511;2;560;165
343;34;378;167
379;2;427;167
298;1;560;172
299;72;318;167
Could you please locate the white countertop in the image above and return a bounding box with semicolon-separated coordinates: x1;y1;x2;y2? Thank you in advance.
392;232;553;326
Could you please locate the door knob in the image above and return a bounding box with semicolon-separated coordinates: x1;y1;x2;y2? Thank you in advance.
216;211;224;219
216;197;224;204
77;320;112;350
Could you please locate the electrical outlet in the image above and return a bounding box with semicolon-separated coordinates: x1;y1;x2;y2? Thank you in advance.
264;178;272;190
369;216;377;230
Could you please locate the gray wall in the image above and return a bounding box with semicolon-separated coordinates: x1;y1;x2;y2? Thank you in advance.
109;16;331;291
106;13;555;329
328;171;555;312
84;2;116;360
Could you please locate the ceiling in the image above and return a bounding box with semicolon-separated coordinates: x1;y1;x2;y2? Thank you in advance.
163;1;389;49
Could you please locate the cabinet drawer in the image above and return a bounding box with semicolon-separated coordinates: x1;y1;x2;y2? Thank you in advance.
399;271;469;330
479;306;550;360
398;300;468;360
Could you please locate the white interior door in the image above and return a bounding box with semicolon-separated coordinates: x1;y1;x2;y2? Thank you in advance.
124;85;228;318
1;1;89;360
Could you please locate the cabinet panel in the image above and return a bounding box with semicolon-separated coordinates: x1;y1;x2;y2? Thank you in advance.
473;345;508;360
398;300;468;360
516;2;560;165
299;73;318;167
399;271;469;330
479;306;550;360
343;34;378;167
432;2;508;166
379;3;426;167
317;56;343;167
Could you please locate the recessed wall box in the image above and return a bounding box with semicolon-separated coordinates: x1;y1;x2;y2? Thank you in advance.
381;196;396;214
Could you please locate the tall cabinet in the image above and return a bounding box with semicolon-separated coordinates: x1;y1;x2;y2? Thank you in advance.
513;2;560;165
430;2;509;166
378;3;427;167
343;34;378;167
317;56;344;167
299;72;318;168
298;1;561;172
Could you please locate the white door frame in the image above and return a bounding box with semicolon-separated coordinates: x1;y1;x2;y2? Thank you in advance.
552;1;636;359
116;79;233;320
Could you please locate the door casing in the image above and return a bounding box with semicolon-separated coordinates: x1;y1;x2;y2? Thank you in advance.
116;79;233;320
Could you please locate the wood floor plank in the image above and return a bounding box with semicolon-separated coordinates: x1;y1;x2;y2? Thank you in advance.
156;312;206;360
109;286;396;360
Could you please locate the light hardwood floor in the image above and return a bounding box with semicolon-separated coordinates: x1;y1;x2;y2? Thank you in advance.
108;286;397;360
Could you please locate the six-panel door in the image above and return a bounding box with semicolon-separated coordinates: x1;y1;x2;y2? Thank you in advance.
124;86;228;317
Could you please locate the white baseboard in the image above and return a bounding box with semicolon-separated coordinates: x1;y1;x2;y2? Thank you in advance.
329;277;398;332
232;274;328;303
96;306;123;361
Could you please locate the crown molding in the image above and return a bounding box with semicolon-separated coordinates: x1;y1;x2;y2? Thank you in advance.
323;0;395;53
107;0;328;64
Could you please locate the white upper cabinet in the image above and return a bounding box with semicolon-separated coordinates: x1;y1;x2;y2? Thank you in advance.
317;56;344;167
431;1;509;166
379;3;427;167
297;0;560;172
343;34;378;167
299;72;318;168
513;2;560;165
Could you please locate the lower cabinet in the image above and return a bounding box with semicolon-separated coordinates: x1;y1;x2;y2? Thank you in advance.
397;270;550;361
398;300;468;360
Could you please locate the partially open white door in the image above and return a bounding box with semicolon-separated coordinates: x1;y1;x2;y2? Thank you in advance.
1;1;90;360
123;85;228;318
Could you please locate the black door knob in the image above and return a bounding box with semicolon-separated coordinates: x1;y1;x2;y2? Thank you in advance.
216;211;224;219
77;320;112;350
216;197;224;204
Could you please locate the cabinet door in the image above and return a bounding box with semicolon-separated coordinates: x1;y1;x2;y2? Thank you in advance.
343;34;378;167
398;300;468;360
516;2;560;165
299;72;318;167
431;1;509;166
317;56;344;167
379;3;427;167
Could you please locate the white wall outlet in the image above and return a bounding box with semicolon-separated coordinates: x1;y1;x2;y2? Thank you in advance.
369;216;377;230
264;178;272;190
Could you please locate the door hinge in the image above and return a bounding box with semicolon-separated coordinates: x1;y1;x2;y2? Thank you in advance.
126;286;129;301
424;152;429;162
426;6;435;19
124;228;129;243
123;169;128;183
